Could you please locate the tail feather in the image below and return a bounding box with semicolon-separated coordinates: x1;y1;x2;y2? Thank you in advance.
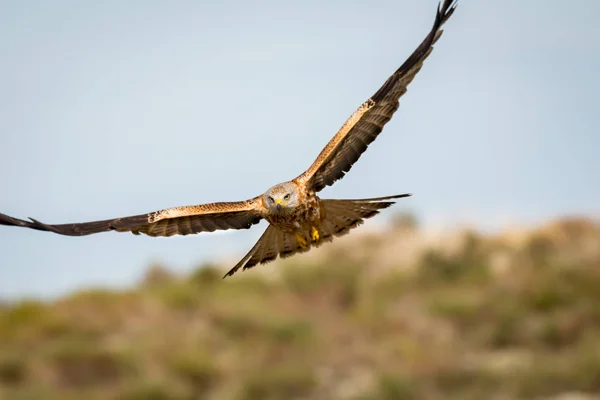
280;230;297;258
332;193;412;203
254;225;279;265
319;194;409;238
223;193;411;278
222;225;310;278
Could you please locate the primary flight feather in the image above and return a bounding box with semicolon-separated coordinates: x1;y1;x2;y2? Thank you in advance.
1;0;457;278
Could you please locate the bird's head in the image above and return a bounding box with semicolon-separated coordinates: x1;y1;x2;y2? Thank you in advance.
263;182;300;214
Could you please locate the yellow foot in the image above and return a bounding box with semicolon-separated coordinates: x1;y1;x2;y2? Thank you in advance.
310;226;320;242
295;233;308;248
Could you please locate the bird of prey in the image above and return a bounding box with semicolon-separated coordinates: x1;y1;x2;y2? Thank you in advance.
1;0;457;278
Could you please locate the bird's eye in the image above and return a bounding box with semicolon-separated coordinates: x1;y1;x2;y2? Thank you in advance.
268;196;274;203
284;194;291;200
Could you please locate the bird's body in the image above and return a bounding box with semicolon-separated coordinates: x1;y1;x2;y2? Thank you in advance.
259;181;316;232
0;0;458;278
265;190;319;235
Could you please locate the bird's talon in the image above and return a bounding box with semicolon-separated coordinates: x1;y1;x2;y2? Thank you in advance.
296;233;308;248
311;226;320;241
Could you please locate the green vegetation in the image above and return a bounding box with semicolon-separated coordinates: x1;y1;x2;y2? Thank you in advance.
1;216;599;399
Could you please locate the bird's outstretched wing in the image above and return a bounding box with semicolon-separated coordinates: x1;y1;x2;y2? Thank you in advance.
295;0;457;192
0;198;266;237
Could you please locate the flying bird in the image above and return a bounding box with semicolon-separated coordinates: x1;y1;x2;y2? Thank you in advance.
1;0;457;278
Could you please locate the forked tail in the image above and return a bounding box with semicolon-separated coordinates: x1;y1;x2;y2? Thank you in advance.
223;193;411;277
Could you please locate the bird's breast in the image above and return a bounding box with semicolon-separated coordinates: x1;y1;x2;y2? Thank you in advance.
266;195;321;233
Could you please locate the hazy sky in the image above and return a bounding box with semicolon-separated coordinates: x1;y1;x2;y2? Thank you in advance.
1;1;598;300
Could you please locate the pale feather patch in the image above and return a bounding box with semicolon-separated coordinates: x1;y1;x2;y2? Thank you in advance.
296;99;375;184
148;199;260;224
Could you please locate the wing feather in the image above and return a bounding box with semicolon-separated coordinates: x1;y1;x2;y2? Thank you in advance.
0;197;266;238
295;0;457;192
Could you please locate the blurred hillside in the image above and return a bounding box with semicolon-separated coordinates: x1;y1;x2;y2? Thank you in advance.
1;215;600;400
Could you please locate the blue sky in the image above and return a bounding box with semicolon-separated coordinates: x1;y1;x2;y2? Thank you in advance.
1;1;598;299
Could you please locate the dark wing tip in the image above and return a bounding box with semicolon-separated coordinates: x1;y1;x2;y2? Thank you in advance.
222;267;237;279
222;267;243;279
0;213;31;227
0;213;60;233
438;0;458;23
371;0;457;103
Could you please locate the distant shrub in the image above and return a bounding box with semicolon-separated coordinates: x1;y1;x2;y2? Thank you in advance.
263;318;313;346
0;355;27;385
515;349;600;397
525;234;556;266
190;262;222;286
142;263;175;287
0;299;72;341
213;310;313;349
47;340;136;387
155;282;203;310
117;381;174;400
376;373;416;400
417;232;490;285
239;364;316;400
487;310;523;349
214;312;263;340
66;288;121;303
390;212;419;231
525;274;577;313
0;300;46;325
427;294;480;322
281;262;363;311
171;350;220;394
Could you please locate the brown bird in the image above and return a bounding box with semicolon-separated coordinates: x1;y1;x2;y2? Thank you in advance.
0;0;457;278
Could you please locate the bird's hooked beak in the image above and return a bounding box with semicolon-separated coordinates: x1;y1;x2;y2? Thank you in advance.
275;198;283;211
